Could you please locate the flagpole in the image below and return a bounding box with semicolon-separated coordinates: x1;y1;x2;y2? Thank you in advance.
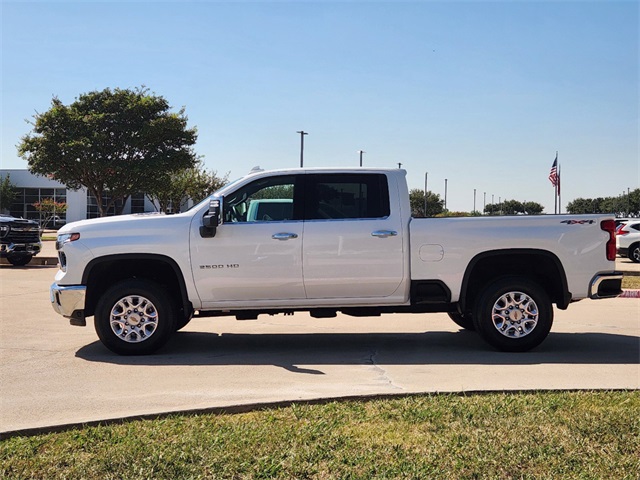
558;158;561;214
554;151;558;214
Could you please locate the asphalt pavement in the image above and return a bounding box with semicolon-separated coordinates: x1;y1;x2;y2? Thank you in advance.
1;262;638;438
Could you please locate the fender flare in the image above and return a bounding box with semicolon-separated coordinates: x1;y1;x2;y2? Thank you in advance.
81;253;192;317
458;248;571;311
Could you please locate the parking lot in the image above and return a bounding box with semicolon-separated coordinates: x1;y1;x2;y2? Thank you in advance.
1;255;638;437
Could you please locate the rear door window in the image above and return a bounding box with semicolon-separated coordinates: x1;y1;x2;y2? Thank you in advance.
304;173;390;220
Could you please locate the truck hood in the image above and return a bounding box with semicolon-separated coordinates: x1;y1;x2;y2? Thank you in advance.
58;212;193;235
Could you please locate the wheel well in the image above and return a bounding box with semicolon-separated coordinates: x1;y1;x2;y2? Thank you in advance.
459;250;569;313
82;255;192;320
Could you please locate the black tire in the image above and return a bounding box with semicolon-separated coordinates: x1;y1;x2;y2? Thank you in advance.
7;254;32;266
447;311;475;331
628;243;640;263
94;279;177;355
473;277;553;352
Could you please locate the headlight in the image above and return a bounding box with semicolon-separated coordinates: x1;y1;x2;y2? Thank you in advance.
56;233;80;250
0;225;9;238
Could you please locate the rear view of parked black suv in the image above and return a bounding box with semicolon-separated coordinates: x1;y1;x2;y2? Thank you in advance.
0;214;41;266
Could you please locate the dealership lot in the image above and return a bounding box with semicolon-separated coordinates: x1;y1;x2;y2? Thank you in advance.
0;261;638;436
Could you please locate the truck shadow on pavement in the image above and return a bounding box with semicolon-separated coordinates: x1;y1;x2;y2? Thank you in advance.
75;330;639;370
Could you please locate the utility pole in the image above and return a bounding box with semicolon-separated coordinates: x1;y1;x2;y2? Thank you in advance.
358;150;365;167
296;131;308;168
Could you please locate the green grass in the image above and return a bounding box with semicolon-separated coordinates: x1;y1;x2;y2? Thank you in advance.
2;391;638;479
623;275;640;289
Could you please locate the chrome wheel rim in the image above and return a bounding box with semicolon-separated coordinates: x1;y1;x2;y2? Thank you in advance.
110;295;158;343
491;291;538;338
632;247;640;262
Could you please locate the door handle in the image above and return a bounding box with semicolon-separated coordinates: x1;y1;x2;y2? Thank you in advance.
371;230;398;238
272;232;299;240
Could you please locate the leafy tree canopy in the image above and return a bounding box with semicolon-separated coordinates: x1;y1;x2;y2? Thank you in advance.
567;189;639;217
32;198;68;230
146;161;228;213
0;174;18;213
18;87;198;216
409;189;444;217
484;200;544;215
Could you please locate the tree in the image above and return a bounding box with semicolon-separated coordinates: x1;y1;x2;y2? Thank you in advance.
566;190;639;217
0;174;18;213
522;201;544;215
409;189;444;217
147;161;228;213
18;87;198;217
32;198;68;230
484;199;544;215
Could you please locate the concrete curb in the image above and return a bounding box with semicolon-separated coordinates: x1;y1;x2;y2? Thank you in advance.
620;289;640;298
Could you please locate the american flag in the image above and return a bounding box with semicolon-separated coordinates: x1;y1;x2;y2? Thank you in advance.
549;155;559;188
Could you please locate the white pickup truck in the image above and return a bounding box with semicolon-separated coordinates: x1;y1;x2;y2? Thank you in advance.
50;167;622;355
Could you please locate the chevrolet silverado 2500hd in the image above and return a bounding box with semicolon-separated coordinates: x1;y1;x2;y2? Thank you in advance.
50;168;622;355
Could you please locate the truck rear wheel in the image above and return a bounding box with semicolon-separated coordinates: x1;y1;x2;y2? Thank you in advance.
473;277;553;352
94;279;177;355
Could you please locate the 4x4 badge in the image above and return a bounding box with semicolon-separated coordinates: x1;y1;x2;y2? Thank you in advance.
560;220;595;225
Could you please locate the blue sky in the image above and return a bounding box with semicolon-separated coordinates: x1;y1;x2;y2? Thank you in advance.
1;0;638;213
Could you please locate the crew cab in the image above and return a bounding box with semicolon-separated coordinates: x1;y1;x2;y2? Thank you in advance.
50;168;622;355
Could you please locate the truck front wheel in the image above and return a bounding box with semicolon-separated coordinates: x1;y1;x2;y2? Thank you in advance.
473;277;553;352
7;254;32;266
94;279;177;355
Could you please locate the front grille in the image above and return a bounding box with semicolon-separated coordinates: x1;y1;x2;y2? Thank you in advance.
7;225;40;243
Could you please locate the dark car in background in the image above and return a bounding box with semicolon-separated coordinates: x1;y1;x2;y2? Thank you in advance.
0;214;42;266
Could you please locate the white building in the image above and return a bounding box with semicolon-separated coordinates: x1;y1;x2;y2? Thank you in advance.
1;169;158;225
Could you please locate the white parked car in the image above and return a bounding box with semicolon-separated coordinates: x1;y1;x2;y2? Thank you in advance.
616;220;640;263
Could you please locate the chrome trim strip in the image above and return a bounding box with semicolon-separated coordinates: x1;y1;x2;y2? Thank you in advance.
589;273;623;299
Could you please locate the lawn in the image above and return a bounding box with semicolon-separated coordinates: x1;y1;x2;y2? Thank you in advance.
2;391;638;479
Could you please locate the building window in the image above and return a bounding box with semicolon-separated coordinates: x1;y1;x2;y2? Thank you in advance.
130;193;146;214
9;187;67;225
86;192;122;218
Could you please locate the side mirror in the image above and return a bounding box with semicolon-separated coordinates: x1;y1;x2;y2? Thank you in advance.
200;198;221;238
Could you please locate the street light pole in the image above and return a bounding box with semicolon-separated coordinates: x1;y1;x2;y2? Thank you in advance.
296;131;308;168
444;178;448;211
424;172;428;217
358;150;365;167
473;188;476;213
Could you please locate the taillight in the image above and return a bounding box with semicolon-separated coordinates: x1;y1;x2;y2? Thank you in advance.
601;220;617;261
617;228;630;236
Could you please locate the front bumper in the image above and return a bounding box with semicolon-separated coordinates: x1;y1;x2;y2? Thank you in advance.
50;283;87;325
589;272;623;299
0;242;41;256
